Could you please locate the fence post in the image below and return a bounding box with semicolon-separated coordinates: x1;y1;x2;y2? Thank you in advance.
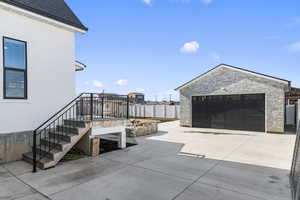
90;93;93;121
80;98;83;117
32;131;37;173
164;104;167;119
126;96;129;119
101;95;104;118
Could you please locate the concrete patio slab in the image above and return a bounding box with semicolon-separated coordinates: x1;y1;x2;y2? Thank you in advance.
0;165;11;181
18;157;126;196
15;193;49;200
0;121;295;200
135;155;218;181
4;161;33;176
175;182;262;200
50;165;191;200
225;134;295;170
102;134;183;165
0;177;35;200
197;160;291;200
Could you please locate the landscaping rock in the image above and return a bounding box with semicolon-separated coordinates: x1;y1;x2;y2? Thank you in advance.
126;120;158;137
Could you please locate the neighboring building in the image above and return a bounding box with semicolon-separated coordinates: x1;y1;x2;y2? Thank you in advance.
175;64;291;133
286;87;300;105
0;0;87;163
128;92;145;103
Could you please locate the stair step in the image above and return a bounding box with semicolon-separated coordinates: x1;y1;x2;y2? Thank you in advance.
36;144;62;160
56;125;79;134
40;138;69;151
23;126;91;170
63;119;86;128
48;131;77;142
22;152;54;169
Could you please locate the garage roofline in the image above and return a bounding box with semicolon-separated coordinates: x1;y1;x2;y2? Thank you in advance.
175;64;291;91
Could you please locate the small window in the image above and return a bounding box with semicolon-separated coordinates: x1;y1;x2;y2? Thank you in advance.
3;37;27;99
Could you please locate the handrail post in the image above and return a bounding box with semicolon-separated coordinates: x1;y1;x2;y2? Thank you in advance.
90;93;94;121
127;95;129;119
33;131;37;173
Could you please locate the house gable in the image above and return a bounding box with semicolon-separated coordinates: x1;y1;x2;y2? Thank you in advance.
175;64;290;91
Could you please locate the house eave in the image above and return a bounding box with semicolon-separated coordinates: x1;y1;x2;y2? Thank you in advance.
0;1;87;34
75;60;86;71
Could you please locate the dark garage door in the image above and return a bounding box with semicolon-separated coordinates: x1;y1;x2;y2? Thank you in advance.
192;94;265;132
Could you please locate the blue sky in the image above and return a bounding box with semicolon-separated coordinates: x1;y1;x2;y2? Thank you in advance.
66;0;300;101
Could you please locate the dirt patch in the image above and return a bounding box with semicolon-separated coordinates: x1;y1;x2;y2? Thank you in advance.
61;148;87;162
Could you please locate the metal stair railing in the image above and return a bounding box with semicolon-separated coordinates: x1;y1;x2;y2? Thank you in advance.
32;93;129;172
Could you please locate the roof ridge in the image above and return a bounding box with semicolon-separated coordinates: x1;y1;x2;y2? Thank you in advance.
175;64;290;91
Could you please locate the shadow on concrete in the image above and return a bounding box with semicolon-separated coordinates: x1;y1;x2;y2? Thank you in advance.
183;130;253;136
0;130;293;200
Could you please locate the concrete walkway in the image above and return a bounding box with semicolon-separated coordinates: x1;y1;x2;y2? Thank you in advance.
0;121;296;200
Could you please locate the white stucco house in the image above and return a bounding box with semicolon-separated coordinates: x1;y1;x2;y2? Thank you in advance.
0;0;87;163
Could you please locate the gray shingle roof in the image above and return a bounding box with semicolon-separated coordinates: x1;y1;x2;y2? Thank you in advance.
0;0;88;31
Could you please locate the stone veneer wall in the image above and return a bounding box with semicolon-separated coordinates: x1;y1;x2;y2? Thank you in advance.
179;66;289;133
126;123;158;137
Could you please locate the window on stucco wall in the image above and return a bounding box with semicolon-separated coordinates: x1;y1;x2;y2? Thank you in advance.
3;37;27;99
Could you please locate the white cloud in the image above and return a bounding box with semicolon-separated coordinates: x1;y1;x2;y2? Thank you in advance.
200;0;213;4
288;41;300;52
142;0;152;5
180;41;199;53
115;79;128;86
84;80;104;92
85;80;104;88
93;80;104;88
135;88;145;93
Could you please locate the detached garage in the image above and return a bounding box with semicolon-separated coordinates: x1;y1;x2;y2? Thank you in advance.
176;64;291;133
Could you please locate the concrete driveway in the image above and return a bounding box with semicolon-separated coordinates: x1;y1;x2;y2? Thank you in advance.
0;121;296;200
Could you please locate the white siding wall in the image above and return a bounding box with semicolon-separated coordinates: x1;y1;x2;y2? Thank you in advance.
0;8;76;134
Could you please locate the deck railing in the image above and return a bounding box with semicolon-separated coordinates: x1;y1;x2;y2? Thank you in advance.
32;93;129;172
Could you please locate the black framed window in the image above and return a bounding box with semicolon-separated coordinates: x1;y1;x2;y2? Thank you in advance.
3;37;27;99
